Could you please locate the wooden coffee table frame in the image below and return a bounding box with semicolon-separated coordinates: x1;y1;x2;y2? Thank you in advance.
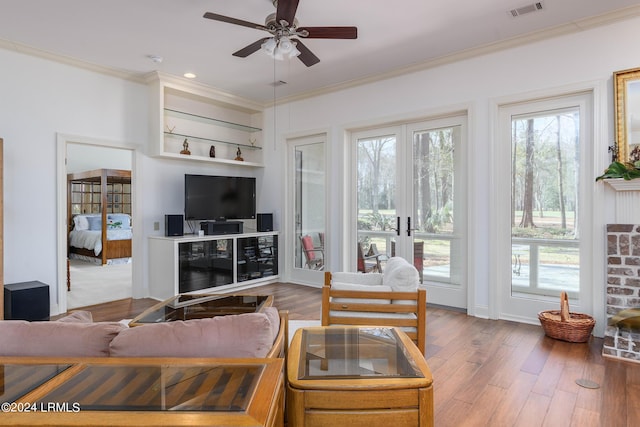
0;356;284;427
286;326;433;427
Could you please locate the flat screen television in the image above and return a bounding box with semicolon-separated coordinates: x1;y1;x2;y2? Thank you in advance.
184;174;256;221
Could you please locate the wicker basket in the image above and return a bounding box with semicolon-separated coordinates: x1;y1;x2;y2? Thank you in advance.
538;292;595;343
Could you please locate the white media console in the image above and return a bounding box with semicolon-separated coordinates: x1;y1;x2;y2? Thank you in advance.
148;232;279;300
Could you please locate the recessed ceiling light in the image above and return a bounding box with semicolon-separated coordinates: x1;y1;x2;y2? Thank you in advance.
184;73;196;79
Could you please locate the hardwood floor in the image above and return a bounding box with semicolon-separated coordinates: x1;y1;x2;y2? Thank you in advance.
66;282;639;427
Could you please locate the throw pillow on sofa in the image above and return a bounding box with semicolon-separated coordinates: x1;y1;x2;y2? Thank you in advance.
109;311;276;358
0;321;125;357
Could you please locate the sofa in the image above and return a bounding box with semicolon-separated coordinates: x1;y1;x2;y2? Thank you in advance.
0;307;287;359
322;256;426;354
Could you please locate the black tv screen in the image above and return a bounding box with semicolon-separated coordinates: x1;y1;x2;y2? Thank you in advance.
184;175;256;221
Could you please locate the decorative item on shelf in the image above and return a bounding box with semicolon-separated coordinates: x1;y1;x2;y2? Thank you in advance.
249;138;257;147
180;139;191;155
165;124;176;134
595;160;640;181
234;146;244;161
209;145;216;158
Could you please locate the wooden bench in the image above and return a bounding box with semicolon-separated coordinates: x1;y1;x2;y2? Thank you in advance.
321;271;426;354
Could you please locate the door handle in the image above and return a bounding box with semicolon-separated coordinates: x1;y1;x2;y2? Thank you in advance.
407;217;417;236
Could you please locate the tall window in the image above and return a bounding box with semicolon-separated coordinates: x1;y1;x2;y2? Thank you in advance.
511;109;580;298
496;91;593;321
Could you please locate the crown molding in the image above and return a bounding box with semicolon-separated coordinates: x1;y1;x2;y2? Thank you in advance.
0;38;147;84
268;4;640;106
2;4;640;108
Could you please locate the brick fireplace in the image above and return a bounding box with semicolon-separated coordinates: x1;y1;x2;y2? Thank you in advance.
603;224;640;362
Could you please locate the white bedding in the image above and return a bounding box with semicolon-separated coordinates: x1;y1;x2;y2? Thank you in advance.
69;229;133;256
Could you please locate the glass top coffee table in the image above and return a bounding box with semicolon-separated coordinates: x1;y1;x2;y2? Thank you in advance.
0;357;284;426
287;326;433;427
129;294;273;326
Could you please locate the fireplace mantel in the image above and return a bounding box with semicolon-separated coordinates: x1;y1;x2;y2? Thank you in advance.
605;178;640;192
604;179;640;224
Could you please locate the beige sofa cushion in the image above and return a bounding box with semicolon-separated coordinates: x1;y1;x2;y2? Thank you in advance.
109;312;275;358
262;307;281;343
0;321;124;357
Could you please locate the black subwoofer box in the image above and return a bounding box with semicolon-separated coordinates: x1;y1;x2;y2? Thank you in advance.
165;214;184;236
4;281;50;321
257;213;273;232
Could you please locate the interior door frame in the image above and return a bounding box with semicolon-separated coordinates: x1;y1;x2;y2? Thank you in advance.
55;133;142;315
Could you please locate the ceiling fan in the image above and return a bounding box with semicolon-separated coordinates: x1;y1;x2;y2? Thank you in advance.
203;0;357;67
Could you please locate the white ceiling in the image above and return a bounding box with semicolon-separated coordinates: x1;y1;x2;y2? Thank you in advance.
1;0;639;105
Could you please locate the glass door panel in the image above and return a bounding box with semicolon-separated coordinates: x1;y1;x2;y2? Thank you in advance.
356;133;398;273
409;118;466;308
288;135;326;284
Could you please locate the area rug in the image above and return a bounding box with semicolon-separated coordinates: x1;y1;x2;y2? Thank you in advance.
67;259;132;309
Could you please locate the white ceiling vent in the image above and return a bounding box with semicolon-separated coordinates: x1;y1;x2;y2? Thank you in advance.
509;2;544;17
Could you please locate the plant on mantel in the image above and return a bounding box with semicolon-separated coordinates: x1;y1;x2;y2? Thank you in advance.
595;161;640;181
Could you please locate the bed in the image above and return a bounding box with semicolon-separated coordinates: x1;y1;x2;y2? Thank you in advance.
67;169;132;266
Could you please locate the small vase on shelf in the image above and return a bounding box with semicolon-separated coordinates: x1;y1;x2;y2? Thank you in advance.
209;145;216;158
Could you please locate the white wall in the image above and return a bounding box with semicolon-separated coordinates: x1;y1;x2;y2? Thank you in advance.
259;16;640;330
67;143;132;173
2;15;640;328
0;49;266;315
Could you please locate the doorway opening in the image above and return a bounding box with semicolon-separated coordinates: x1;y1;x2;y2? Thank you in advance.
57;136;136;313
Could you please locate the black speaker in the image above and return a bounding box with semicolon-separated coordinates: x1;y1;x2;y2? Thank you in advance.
200;221;243;235
4;281;50;321
257;213;273;232
165;214;184;236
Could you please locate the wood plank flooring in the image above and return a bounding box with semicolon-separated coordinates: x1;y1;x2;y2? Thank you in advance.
64;282;639;427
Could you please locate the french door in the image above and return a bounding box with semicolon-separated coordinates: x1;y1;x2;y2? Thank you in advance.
351;115;467;308
287;134;327;285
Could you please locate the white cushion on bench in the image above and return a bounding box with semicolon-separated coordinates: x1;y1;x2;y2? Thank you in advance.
332;272;383;286
331;282;393;304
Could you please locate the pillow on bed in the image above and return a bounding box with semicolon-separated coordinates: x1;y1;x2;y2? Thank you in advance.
73;215;90;231
87;216;102;231
107;214;131;229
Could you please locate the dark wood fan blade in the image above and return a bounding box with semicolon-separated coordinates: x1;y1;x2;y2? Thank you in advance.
298;26;358;39
232;38;271;57
203;12;268;31
276;0;299;27
292;39;320;67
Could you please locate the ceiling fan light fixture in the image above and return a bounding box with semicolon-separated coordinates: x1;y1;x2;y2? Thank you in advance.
261;37;277;55
261;36;300;60
278;36;293;54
